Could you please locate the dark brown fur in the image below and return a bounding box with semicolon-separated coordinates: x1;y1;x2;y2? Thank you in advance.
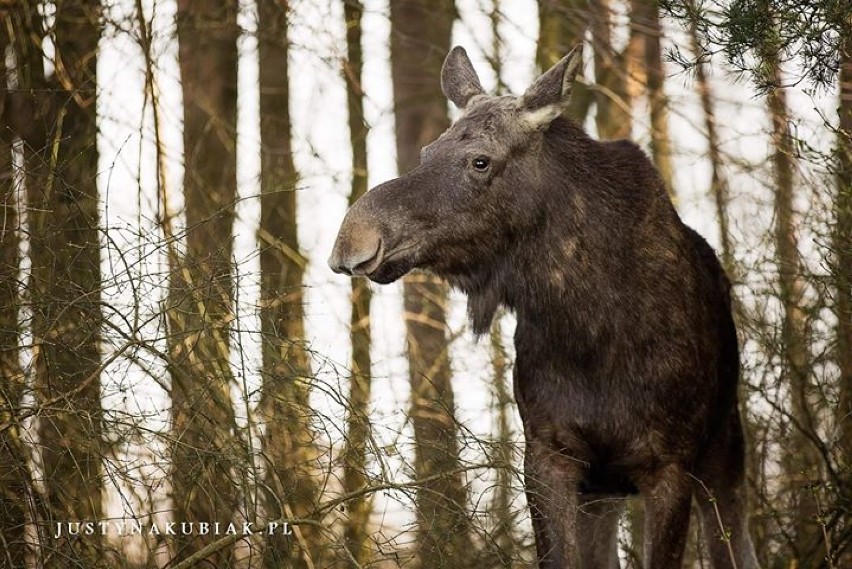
329;47;759;568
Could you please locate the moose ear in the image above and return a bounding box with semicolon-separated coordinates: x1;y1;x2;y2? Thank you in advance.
519;45;583;129
441;46;485;109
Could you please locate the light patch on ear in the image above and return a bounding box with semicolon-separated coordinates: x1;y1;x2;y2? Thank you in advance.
462;94;487;111
518;45;583;129
521;104;563;130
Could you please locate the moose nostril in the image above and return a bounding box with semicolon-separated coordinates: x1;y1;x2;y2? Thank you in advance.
328;250;352;275
333;263;353;276
328;228;383;276
348;239;382;274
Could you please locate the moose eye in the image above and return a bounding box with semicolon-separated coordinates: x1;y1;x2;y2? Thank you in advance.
472;156;491;172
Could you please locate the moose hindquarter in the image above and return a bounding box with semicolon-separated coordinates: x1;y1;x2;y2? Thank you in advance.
512;327;741;569
521;419;703;568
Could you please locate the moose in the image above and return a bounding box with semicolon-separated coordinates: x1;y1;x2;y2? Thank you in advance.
329;46;759;568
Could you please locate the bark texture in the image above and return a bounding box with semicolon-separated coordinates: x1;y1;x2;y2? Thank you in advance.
389;1;474;565
341;0;374;564
256;1;322;566
9;2;107;565
169;1;240;564
766;53;823;566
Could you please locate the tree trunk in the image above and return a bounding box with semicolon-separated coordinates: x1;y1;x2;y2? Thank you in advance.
2;0;107;564
169;1;240;565
340;0;374;565
590;0;633;140
766;54;823;567
835;12;852;502
690;25;732;273
537;0;593;124
489;315;517;567
256;1;322;567
10;1;107;565
630;0;675;198
389;2;474;566
0;16;29;565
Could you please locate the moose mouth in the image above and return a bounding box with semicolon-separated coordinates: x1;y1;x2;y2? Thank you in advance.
329;236;421;284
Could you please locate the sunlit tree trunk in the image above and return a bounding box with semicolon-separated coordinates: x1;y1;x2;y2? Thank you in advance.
537;0;593;124
256;1;322;567
835;15;852;506
169;1;240;565
590;0;632;139
630;0;675;198
340;0;374;564
766;53;823;567
389;1;474;566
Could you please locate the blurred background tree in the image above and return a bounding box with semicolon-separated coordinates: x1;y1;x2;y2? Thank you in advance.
256;0;322;565
167;0;242;564
389;1;476;566
2;1;107;566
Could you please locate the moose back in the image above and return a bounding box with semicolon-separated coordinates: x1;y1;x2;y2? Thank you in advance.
329;46;759;569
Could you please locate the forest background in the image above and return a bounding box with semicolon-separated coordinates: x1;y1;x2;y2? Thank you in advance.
0;0;849;567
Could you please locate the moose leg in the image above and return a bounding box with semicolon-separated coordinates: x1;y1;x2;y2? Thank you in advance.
577;495;622;569
694;412;760;569
640;463;693;569
524;442;584;568
525;472;556;567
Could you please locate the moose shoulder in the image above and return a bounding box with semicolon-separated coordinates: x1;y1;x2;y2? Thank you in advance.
329;46;759;569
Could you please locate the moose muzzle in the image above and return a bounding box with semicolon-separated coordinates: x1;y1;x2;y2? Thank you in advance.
328;219;383;277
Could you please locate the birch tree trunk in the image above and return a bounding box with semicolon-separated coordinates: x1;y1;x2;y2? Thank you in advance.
0;16;28;564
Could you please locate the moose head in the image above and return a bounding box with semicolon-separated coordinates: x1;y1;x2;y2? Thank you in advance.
328;46;582;291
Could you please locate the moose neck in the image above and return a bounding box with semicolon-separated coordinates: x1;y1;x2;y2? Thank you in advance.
503;213;625;351
460;118;677;356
